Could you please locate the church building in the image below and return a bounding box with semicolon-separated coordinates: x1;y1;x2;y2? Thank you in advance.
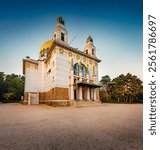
23;17;101;105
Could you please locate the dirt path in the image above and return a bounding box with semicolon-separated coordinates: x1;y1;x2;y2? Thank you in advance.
0;103;143;150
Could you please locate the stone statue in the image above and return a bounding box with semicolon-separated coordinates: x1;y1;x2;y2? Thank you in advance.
86;35;93;43
57;16;65;25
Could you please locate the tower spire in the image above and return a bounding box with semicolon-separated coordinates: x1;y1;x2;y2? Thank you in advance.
84;35;96;57
53;16;68;44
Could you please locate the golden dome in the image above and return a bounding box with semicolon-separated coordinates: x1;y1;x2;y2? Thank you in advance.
40;40;53;51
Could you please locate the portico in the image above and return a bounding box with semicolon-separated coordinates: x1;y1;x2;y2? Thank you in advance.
70;60;101;102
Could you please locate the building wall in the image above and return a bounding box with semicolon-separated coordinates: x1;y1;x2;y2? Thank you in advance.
52;46;99;87
43;51;56;92
24;92;29;101
25;63;41;92
54;46;70;88
39;87;69;100
70;51;99;84
24;45;100;101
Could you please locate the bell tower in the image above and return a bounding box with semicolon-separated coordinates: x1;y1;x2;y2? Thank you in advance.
84;35;96;57
53;16;68;44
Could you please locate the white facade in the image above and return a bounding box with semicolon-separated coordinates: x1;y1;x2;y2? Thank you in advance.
23;17;101;105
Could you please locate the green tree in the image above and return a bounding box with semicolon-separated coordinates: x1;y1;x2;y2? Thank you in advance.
0;73;24;103
0;72;7;101
99;73;143;103
5;74;24;101
99;75;111;102
111;74;126;102
111;73;143;103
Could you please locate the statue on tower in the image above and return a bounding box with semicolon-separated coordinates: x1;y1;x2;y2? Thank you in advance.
86;35;93;43
57;16;65;25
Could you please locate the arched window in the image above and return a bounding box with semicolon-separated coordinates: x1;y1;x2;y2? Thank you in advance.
54;34;56;40
81;64;87;78
73;63;87;77
92;49;94;55
74;63;79;76
61;32;65;41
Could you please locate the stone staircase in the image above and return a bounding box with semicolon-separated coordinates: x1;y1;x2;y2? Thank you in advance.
70;100;102;107
40;100;102;107
40;100;70;107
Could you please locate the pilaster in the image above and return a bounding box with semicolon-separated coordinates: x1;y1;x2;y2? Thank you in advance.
87;87;90;100
28;92;30;105
79;86;83;100
70;68;74;100
94;88;97;101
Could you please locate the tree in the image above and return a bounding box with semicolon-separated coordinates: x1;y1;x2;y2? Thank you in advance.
99;73;143;103
0;72;7;101
0;73;24;103
111;73;143;103
99;75;111;102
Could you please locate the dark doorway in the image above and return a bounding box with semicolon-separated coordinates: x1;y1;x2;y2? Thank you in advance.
82;87;86;100
74;89;77;100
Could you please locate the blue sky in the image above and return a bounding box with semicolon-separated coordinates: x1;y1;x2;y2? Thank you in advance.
0;0;143;80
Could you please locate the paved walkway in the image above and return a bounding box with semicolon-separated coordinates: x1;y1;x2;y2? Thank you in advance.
0;103;143;150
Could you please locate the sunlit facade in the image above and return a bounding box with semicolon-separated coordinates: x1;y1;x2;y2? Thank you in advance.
23;17;101;105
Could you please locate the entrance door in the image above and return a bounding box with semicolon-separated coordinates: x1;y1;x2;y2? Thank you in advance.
30;93;39;104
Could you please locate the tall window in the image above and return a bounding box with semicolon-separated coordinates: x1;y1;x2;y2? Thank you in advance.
74;63;79;76
61;33;65;41
54;34;56;40
81;65;87;78
92;49;94;55
86;49;88;54
74;63;87;77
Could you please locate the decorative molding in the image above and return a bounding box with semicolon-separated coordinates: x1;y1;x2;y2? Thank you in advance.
89;60;92;64
76;54;80;59
59;48;64;54
68;52;72;56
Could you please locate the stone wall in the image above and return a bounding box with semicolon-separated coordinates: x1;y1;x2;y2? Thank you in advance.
24;92;29;100
39;87;69;100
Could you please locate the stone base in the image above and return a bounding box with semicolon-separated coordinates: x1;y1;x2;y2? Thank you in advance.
24;87;69;102
70;100;102;107
20;100;28;105
39;87;69;100
40;100;70;107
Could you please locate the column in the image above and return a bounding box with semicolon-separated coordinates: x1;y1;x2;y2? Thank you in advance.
79;86;82;100
94;88;97;101
86;87;90;101
70;68;74;100
28;92;30;105
97;89;100;101
37;92;39;104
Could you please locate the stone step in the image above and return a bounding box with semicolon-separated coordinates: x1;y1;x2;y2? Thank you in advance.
70;100;102;107
41;100;70;107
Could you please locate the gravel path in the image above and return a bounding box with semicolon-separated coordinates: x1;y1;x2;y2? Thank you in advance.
0;103;143;150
